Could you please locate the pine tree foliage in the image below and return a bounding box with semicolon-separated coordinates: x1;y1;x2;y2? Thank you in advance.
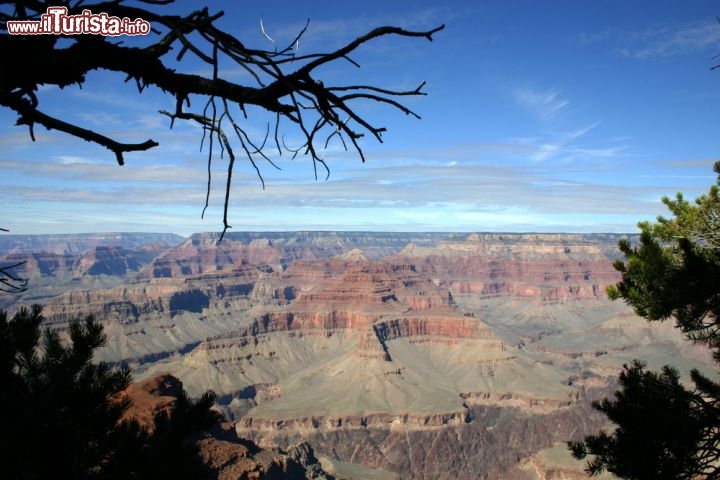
608;161;720;360
0;305;220;479
570;162;720;479
569;361;720;479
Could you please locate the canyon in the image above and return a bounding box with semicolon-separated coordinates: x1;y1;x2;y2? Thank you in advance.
1;231;710;479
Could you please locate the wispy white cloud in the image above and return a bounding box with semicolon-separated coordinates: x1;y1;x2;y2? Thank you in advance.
249;7;449;53
0;159;211;184
1;142;712;235
0;184;211;208
55;155;102;165
75;112;124;127
514;87;570;121
566;123;600;140
504;123;625;163
622;22;720;59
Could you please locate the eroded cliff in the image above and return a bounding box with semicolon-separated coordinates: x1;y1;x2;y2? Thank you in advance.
6;231;710;479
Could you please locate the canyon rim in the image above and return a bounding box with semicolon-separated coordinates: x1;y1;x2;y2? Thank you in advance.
1;231;711;479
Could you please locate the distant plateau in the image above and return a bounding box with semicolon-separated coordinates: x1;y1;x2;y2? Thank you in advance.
1;231;708;479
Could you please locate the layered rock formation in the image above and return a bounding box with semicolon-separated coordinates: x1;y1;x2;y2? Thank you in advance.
177;258;514;419
0;234;174;309
148;253;618;479
1;245;164;279
40;263;273;361
394;233;620;303
139;231;448;279
5;231;711;479
0;232;184;254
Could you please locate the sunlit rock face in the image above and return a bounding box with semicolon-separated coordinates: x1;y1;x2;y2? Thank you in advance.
393;233;621;303
4;232;709;479
122;374;334;480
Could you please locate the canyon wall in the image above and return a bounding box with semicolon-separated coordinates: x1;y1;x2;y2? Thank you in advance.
4;231;707;479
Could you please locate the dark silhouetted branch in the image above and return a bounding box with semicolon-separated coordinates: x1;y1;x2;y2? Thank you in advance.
0;228;27;293
0;0;444;236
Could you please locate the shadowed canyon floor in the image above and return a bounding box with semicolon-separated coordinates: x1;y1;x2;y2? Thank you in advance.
1;232;711;479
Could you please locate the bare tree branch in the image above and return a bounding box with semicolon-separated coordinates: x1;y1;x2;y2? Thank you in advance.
0;228;28;293
0;0;444;236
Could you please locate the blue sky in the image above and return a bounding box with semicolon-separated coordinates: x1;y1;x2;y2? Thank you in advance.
2;1;720;236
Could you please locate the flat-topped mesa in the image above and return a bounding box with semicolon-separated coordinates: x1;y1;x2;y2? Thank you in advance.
0;232;184;255
374;316;494;342
394;234;621;302
41;263;272;327
186;258;502;370
41;284;174;325
77;245;162;276
241;258;478;333
2;251;79;277
356;315;499;361
456;232;625;246
283;260;451;311
185;263;272;299
1;244;163;279
138;235;284;279
136;232;417;280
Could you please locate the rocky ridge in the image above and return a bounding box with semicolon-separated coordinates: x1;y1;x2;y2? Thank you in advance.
123;374;334;480
394;233;619;303
0;241;175;310
5;231;706;479
0;232;184;254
